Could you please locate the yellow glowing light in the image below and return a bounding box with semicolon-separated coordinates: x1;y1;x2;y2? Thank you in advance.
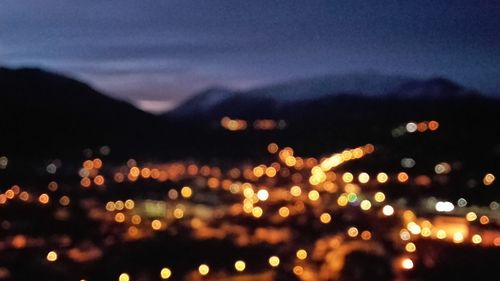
265;167;277;177
160;267;172;279
234;260;246;272
181;186;193;198
119;273;130;281
347;227;359;237
376;172;388;183
358;172;370;183
341;150;353;161
421;220;432;228
382;205;394;216
253;166;265;177
360;200;372;211
308;190;320;201
320;213;331;224
471;234;482;244
124;199;135;210
151;219;162;230
405;242;416;253
119;199;131;210
243;202;253;213
483;173;495;186
257;189;269;201
337;194;348;206
342;172;354;183
436;229;447;239
279;206;290;218
374;192;385;202
421;227;431;237
465;212;477;221
243;187;254;198
296;249;307;260
115;200;124;210
46;251;58;262
252;207;263;218
285;156;297;167
401;258;414;270
198;264;210;276
352;148;364;158
268;256;280;267
290;186;302;197
129;167;140;177
173;208;184;219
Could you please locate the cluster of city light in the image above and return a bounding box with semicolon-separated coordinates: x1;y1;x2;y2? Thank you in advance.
79;158;105;187
220;117;247;131
4;117;499;281
221;117;286;131
392;120;439;137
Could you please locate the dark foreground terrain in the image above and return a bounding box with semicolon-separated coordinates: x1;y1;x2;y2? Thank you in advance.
0;67;499;281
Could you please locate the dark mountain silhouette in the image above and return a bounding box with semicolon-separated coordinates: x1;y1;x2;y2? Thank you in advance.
389;77;476;99
163;75;482;122
0;67;171;159
165;73;415;119
1;67;499;166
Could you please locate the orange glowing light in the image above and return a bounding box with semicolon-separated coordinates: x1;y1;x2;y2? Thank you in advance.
267;143;279;154
397;172;409;183
80;177;91;188
293;265;304;276
38;193;49;204
428;120;439;131
93;175;105;186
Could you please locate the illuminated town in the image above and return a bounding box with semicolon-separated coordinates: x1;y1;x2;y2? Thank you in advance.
0;118;498;281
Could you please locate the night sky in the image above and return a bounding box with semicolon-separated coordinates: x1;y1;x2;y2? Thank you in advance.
2;0;499;112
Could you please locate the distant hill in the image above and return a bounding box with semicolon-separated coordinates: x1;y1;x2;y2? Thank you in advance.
0;67;169;159
163;74;480;121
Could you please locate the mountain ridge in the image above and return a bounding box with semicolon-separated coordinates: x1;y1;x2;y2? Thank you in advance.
164;73;481;120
